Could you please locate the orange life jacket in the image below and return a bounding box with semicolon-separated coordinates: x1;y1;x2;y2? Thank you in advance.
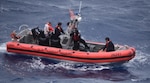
73;33;80;41
48;24;54;32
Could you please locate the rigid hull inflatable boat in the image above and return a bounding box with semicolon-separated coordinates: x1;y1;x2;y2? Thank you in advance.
6;27;135;63
7;42;135;63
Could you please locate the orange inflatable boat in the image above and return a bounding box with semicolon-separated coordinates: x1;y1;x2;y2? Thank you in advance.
6;28;135;64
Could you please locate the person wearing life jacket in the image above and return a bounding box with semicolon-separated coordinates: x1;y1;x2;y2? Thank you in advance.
54;22;65;38
72;28;80;50
51;22;65;48
10;30;20;41
71;28;89;51
103;37;115;52
44;22;54;37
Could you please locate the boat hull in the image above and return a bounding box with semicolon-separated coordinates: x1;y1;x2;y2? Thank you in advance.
6;42;135;63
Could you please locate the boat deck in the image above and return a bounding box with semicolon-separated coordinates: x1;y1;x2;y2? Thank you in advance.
14;28;123;53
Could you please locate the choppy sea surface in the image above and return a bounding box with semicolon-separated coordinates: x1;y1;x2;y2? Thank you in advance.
0;0;150;83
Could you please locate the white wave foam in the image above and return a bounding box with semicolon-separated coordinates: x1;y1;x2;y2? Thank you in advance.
131;77;150;82
47;62;110;71
125;50;150;68
0;5;10;13
27;59;110;71
0;43;6;53
29;58;46;70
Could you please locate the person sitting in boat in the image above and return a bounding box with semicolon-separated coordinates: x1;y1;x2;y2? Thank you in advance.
55;22;65;37
51;22;65;48
44;22;54;38
102;37;115;52
31;27;50;46
31;27;40;44
38;30;49;46
10;30;20;41
71;28;89;51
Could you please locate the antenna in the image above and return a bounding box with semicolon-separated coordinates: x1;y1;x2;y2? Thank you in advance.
78;1;82;14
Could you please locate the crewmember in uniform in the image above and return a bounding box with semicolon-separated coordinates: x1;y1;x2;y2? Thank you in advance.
103;37;115;52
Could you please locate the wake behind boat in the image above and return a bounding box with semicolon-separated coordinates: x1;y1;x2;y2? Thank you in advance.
6;4;135;64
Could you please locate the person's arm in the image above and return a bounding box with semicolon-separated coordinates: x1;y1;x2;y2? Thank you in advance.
61;28;65;34
55;28;59;35
102;45;107;51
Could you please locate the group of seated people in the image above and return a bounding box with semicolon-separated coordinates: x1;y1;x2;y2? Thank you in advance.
30;21;89;51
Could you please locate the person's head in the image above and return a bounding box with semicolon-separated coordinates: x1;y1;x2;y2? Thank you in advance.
67;22;70;26
75;19;78;22
47;22;51;24
58;22;62;26
105;37;110;42
74;28;79;34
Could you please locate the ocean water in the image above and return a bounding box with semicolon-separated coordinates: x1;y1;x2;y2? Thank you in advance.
0;0;150;83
